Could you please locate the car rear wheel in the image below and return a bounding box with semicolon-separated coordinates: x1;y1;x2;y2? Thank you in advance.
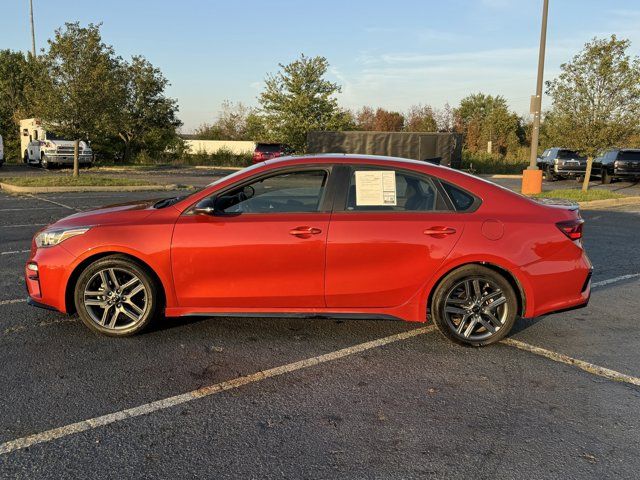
74;255;160;337
431;265;518;347
601;168;612;184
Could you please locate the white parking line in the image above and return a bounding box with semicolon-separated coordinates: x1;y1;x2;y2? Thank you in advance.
0;223;47;228
502;338;640;386
28;194;79;211
0;250;31;256
0;325;435;455
0;299;26;306
0;207;61;212
592;274;640;288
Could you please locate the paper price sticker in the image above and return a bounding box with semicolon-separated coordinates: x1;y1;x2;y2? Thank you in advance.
355;171;397;206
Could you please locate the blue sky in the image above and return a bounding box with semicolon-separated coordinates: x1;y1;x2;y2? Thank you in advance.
1;0;639;131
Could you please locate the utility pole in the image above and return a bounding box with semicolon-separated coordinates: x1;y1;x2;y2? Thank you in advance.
521;0;549;195
29;0;36;57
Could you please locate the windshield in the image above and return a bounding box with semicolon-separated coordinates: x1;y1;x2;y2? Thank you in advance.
205;162;264;188
45;131;66;141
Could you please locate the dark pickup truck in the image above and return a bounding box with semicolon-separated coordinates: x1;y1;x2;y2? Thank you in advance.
537;148;587;181
593;149;640;184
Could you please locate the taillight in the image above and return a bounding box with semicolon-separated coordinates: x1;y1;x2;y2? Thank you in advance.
556;219;584;241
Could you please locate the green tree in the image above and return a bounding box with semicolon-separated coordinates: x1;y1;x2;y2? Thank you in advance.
30;23;123;176
258;54;352;152
116;56;182;161
0;50;34;160
455;93;523;157
405;104;437;132
545;35;640;190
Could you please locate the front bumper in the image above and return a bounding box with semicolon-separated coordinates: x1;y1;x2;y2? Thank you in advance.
43;153;93;165
25;244;77;314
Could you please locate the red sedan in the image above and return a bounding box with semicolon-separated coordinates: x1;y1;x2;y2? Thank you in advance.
25;155;592;346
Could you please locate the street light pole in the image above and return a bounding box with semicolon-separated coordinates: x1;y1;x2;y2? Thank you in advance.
521;0;549;195
29;0;36;57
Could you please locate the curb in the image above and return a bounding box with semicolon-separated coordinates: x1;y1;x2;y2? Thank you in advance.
0;182;187;194
487;174;523;179
577;195;640;210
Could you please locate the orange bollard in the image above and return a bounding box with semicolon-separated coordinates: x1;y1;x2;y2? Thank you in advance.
521;168;543;195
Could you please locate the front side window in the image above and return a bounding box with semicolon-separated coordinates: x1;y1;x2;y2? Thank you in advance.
214;169;328;214
346;169;447;212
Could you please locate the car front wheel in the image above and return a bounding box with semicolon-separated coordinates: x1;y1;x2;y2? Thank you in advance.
431;265;518;346
74;255;160;336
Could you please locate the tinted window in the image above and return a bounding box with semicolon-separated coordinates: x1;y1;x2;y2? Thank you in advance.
557;149;583;159
442;182;476;211
346;169;447;212
216;170;328;213
256;144;283;153
618;151;640;161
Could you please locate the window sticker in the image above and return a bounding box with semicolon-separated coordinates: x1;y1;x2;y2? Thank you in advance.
355;171;397;206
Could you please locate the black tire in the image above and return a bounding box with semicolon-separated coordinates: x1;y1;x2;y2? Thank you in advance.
23;151;29;164
40;154;50;169
431;265;518;347
74;255;161;337
601;168;612;184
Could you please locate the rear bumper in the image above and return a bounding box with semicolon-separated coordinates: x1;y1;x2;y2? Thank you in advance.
554;166;586;176
613;168;640;178
521;247;592;318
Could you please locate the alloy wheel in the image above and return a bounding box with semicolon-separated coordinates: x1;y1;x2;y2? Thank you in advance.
443;277;509;342
83;267;148;331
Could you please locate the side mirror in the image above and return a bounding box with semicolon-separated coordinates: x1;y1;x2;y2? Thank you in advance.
192;197;216;215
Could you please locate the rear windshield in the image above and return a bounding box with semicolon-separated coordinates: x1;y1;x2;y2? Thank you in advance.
256;144;283;153
618;151;640;161
557;150;583;159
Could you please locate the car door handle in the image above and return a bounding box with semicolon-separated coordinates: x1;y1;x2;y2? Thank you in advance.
423;226;457;237
289;226;322;237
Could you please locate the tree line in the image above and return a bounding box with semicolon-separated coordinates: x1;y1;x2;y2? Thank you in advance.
196;35;640;168
2;24;639;175
0;22;181;171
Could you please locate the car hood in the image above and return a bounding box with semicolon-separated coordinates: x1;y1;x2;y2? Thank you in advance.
47;199;160;230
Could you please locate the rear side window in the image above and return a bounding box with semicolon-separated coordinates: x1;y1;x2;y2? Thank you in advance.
441;182;476;211
346;169;448;212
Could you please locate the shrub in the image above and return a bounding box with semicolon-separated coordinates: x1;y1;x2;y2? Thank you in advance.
461;150;528;174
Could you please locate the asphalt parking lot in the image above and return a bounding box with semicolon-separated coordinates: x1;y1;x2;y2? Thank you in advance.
1;182;640;478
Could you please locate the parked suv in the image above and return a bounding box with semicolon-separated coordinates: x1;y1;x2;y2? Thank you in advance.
252;143;293;163
593;149;640;184
537;148;587;181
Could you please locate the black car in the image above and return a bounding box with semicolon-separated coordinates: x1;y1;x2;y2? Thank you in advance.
593;149;640;184
537;148;587;181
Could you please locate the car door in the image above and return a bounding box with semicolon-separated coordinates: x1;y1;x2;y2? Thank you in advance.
325;166;466;308
171;166;335;309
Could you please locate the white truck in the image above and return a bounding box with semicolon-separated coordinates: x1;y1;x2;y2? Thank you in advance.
20;118;93;169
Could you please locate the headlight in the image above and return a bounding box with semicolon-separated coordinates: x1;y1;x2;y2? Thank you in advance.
35;227;91;248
